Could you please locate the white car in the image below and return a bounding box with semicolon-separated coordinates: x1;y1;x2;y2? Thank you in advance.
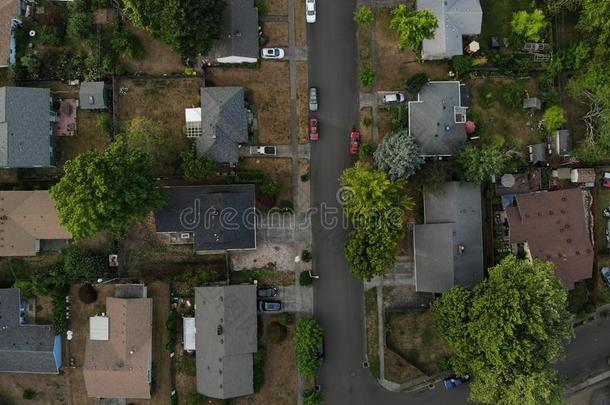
261;48;285;59
306;0;316;23
382;93;406;104
250;146;277;155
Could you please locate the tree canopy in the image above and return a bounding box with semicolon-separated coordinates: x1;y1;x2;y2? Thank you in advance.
511;9;549;42
373;129;424;180
543;105;565;133
457;144;510;183
122;0;225;58
432;256;572;405
50;135;165;239
389;5;438;54
294;319;323;378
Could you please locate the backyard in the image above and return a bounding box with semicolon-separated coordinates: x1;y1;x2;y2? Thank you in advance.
479;0;533;51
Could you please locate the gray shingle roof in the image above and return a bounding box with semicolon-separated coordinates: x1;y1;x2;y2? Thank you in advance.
0;288;60;374
0;86;54;168
208;0;259;62
418;0;483;60
552;129;572;156
195;286;257;399
196;87;249;164
414;182;484;293
155;185;256;252
79;81;108;110
408;81;467;156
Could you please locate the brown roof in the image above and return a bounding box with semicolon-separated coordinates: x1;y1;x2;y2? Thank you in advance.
0;0;20;67
83;297;153;399
0;190;71;256
506;188;593;289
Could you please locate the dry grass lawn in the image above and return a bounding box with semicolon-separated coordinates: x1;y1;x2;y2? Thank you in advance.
296;62;309;143
206;63;291;144
374;9;449;91
122;25;185;75
263;21;289;46
295;0;307;47
360;107;373;141
266;0;288;15
0;372;68;404
385;348;425;383
240;157;293;202
57;111;111;166
378;108;395;142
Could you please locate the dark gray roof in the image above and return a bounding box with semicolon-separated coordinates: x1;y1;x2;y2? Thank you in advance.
0;86;54;168
155;185;256;252
79;81;107;110
528;143;548;164
196;87;249;164
408;82;467;156
195;285;257;399
208;0;259;62
0;288;59;373
414;182;484;293
114;284;147;298
552;129;572;156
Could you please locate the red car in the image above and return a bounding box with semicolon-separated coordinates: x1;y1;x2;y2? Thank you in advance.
309;117;319;141
349;130;361;155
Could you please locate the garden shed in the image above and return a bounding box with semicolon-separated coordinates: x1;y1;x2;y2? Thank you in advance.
522;97;542;110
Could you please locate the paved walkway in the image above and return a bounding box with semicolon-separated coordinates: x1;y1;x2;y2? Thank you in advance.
240;144;310;159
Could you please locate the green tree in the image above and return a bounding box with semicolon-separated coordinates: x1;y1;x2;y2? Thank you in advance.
457;144;510;183
13;280;35;298
373;129;424;179
354;5;374;26
451;55;473;75
432;256;572;405
50;135;165;239
180;150;217;181
67;0;94;41
390;5;438;54
511;9;549;41
303;388;323;405
405;72;429;94
543;105;565;133
294;319;323;378
345;226;400;280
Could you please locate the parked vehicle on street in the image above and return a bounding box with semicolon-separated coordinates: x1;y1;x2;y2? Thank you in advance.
258;300;282;312
257;286;279;298
601;267;610;287
443;375;470;389
261;48;285;59
250;146;277;155
309;117;319;140
349;129;361;155
309;87;318;111
306;0;316;23
382;93;405;104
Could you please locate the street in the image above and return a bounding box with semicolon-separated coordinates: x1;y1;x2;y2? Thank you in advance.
558;317;610;382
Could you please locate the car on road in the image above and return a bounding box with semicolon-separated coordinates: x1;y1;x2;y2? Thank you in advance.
306;0;316;23
601;267;610;287
309;117;319;140
309;87;318;112
258;300;282;312
443;374;470;389
261;47;285;59
349;129;361;155
382;93;406;104
257;286;279;298
250;146;277;155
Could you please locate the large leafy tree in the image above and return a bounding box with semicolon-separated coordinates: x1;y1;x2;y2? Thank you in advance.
122;0;225;58
373;129;424;180
511;9;549;42
432;256;572;405
457;144;510;183
389;5;438;54
543;105;565;133
294;319;323;378
50;135;165;239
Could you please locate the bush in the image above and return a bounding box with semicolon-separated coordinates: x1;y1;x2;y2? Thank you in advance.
499;82;524;110
13;280;35;298
436;356;451;371
253;346;265;392
22;389;35;400
181;150;216;181
543;105;565;133
260;178;279;197
278;312;293;326
51;291;69;335
254;0;267;14
359;143;373;158
62;245;106;280
294;319;323;378
354;5;374;26
452;55;473;75
362;116;373;127
405;72;428;94
179;268;225;285
267;321;288;343
300;172;310;182
301;250;312;263
78;284;98;304
299;271;314;286
276;199;294;212
360;65;376;87
303;388;323;405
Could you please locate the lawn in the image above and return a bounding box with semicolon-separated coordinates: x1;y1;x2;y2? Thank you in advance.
297;62;309;144
263;21;289;46
364;287;380;378
479;0;533;51
240;157;293;203
115;77;203;175
121;25;185;75
57;111;111;166
385;310;450;376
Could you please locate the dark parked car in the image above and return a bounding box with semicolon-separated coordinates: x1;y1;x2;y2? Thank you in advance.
443;374;470;389
257;286;279;298
258;300;282;312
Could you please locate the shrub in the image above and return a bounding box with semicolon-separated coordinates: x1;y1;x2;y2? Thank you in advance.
300;172;310;182
303;388;323;405
405;72;428;94
22;389;35;400
253;346;265;392
63;245;106;280
13;280;35;298
267;321;288;343
301;250;312;262
499;82;524;110
354;5;374;26
260;178;279;197
179;268;225;285
254;0;267;15
543;105;565;133
362;116;373;127
299;271;314;286
78;284;98;304
360;64;376;87
436;356;451;371
276;199;294;212
452;55;473;75
294;319;323;378
51;291;69;335
278;312;293;326
359;143;373;158
181;150;217;181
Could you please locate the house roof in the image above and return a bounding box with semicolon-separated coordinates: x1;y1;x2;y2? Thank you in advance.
408;81;467;156
528;142;548;164
0;288;60;374
418;0;482;60
83;297;153;399
523;97;542;110
195;285;257;399
0;0;20;67
506;188;594;289
79;81;107;110
196;87;249;164
208;0;259;62
0;190;71;257
571;168;596;184
0;86;53;167
155;185;256;252
552;129;572;156
414;182;484;293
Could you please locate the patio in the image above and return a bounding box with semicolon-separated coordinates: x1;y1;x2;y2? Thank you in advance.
54;99;77;136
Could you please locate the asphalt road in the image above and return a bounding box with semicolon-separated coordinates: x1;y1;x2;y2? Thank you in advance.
558;317;610;382
307;1;468;404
